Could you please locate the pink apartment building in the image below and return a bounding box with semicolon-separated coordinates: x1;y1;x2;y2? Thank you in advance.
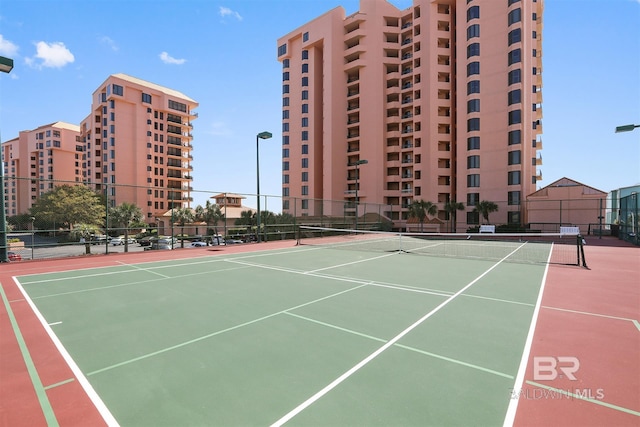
2;74;198;223
2;121;82;217
277;0;543;231
80;74;198;222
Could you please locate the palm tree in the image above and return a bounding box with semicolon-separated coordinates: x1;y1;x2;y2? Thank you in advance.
110;202;143;252
407;200;437;232
444;200;465;233
173;207;195;248
195;201;225;244
473;200;499;224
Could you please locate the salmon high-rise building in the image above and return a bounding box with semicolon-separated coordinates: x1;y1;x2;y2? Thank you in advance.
277;0;543;230
80;74;198;221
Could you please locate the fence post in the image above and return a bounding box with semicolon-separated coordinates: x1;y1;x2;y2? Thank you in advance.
105;183;109;255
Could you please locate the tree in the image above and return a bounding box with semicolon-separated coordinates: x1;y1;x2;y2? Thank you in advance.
474;200;499;224
110;202;143;252
236;210;255;227
172;207;195;248
407;200;437;232
29;185;105;231
70;223;102;255
195;200;225;241
444;200;465;233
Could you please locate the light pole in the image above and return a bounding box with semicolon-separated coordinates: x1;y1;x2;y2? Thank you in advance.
30;217;35;260
351;159;368;230
615;124;640;133
0;56;14;263
256;131;272;242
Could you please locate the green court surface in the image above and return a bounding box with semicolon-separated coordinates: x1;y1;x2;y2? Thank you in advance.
16;244;549;426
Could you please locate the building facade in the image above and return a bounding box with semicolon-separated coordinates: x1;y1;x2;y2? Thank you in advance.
277;0;543;230
79;73;198;222
2;74;198;223
2;121;81;217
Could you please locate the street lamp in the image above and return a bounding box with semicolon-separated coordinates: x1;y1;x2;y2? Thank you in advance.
256;131;272;242
615;124;640;133
350;159;368;230
0;56;14;263
30;217;35;260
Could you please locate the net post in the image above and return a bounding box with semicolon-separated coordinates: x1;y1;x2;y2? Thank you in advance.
578;234;588;268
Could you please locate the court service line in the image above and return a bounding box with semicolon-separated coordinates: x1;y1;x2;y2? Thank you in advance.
28;265;251;301
284;311;514;380
307;251;399;273
116;261;170;278
12;277;119;427
271;241;529;427
86;283;369;377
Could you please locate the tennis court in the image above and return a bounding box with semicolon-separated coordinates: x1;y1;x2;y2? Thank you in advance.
9;231;562;426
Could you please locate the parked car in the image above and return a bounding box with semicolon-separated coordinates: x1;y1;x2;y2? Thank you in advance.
145;242;173;251
189;241;207;247
8;251;22;261
138;236;153;247
110;237;124;246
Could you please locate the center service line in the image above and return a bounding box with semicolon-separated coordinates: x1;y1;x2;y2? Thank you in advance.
271;242;528;426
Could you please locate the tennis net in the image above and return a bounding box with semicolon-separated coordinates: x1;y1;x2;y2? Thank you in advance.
297;226;587;267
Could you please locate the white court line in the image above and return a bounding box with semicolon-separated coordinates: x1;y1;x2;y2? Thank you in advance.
116;261;170;278
13;276;120;427
271;241;528;427
502;246;553;427
307;251;398;273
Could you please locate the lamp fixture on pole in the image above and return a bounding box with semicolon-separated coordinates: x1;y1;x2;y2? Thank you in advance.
615;124;640;133
256;131;272;243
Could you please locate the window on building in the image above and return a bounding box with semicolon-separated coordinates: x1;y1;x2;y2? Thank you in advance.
302;63;309;73
508;28;521;45
302;158;308;168
467;43;480;58
468;99;480;113
303;32;309;42
508;191;521;205
508;89;521;105
278;43;287;56
301;186;309;196
508;170;521;185
509;110;522;125
508;130;521;145
282;58;289;68
302;90;309;100
112;84;123;96
302;117;309;127
283;148;289;158
467;174;480;187
283;84;290;94
302;172;308;182
467;61;480;76
302;77;309;86
509;69;521;85
508;49;521;65
467;24;480;40
508;8;521;25
467;5;480;21
283;110;289;119
283;72;290;81
467;118;480;132
301;131;308;141
508;211;521;224
467;211;480;225
302;50;309;60
302;144;309;154
467;136;480;150
302;104;308;113
283;175;289;184
142;93;152;103
508;150;521;165
467;80;480;94
467;155;480;168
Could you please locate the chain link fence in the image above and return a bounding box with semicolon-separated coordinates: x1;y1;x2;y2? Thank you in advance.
2;177;636;261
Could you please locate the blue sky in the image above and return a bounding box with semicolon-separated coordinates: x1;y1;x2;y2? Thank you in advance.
0;0;638;211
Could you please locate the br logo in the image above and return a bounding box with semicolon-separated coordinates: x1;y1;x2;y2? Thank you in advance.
533;356;580;381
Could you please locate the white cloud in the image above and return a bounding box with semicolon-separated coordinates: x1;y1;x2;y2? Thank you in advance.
27;41;74;68
0;34;19;57
100;36;118;52
159;51;186;65
219;6;243;21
